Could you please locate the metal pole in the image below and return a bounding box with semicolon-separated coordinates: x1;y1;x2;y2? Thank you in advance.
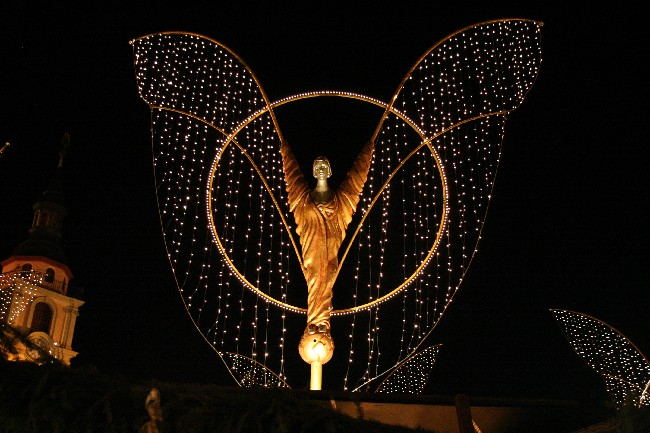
310;362;323;390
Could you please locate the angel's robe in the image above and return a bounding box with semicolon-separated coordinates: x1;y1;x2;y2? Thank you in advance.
281;140;374;330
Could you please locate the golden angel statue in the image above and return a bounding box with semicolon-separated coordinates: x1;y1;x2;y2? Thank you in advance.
281;140;374;368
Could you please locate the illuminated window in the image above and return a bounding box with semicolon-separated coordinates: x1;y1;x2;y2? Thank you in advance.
31;303;53;334
45;268;55;283
20;263;32;278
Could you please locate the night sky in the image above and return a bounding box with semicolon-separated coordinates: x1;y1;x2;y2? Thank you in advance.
1;3;648;401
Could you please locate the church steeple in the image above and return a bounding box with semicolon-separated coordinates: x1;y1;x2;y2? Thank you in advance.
0;133;83;365
12;134;70;265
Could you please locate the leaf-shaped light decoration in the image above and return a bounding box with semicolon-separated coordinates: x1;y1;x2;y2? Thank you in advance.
221;352;290;388
373;344;442;394
551;309;650;409
131;19;542;391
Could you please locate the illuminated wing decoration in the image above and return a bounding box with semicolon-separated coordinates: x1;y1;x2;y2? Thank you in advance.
551;309;650;409
373;345;442;394
222;352;290;388
131;19;542;391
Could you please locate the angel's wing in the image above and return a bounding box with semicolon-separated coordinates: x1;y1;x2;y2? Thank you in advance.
335;19;542;390
131;32;300;386
551;309;650;409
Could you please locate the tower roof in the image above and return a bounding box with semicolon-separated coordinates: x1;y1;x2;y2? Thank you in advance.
10;134;71;266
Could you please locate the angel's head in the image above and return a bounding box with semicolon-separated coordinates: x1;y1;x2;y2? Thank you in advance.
313;157;332;179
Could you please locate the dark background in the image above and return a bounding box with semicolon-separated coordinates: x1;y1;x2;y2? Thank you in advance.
0;3;647;401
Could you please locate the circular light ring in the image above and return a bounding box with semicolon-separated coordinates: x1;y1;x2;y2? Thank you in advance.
206;91;448;314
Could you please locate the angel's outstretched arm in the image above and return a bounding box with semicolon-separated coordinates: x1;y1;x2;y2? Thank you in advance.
338;140;374;215
280;140;309;212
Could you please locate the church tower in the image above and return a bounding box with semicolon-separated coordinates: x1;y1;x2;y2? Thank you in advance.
0;134;84;365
